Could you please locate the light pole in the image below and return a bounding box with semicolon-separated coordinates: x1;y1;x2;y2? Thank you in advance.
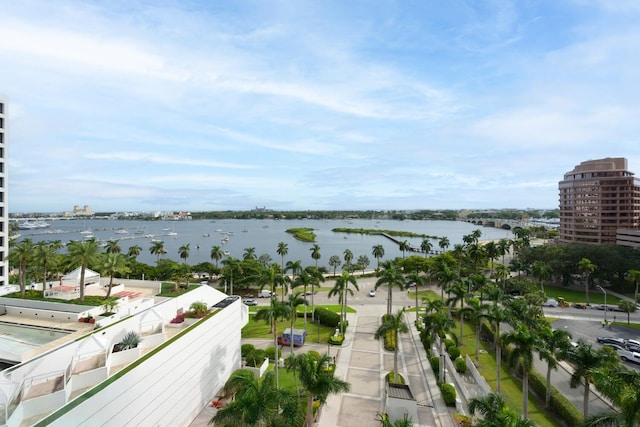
597;285;607;324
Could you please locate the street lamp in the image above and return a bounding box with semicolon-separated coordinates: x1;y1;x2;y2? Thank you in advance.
597;285;607;324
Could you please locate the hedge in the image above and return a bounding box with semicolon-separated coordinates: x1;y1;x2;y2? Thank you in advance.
429;356;440;382
245;349;266;367
264;346;281;362
447;346;461;360
440;383;456;406
528;367;584;425
385;371;405;384
454;357;467;373
314;307;340;327
241;343;255;357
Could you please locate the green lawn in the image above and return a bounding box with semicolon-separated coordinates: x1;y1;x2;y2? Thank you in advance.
242;315;337;344
456;321;560;427
543;284;623;306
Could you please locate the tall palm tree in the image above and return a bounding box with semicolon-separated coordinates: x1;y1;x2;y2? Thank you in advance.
484;240;499;276
258;253;272;268
67;239;100;302
468;392;535;427
566;340;618;419
420;238;433;257
538;325;572;408
104;239;121;254
101;253;130;298
293;272;313;331
588;366;640;427
502;325;539;417
578;257;597;306
286;352;350;427
210;245;224;269
432;259;456;300
497;238;512;267
488;303;508;394
255;295;291;390
221;256;241;295
372;244;385;271
285;292;307;357
33;241;59;291
464;296;490;363
357;254;370;275
8;238;34;297
438;236;450;254
375;308;409;384
446;279;470;335
343;249;354;271
127;244;141;260
467;243;485;275
306;266;324;322
277;241;288;272
211;369;301;426
329;271;358;332
422;305;455;382
398;240;410;259
406;271;428;325
243;247;257;260
310;244;321;269
532;261;552;294
149;240;166;261
178;243;190;265
285;259;303;299
328;255;341;277
628;269;640;303
375;260;407;316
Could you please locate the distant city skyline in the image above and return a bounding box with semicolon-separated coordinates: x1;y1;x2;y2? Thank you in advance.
2;1;640;213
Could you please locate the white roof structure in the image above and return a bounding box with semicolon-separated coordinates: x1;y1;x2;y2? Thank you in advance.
63;267;101;286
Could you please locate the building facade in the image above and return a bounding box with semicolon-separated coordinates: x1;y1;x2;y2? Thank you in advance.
0;98;7;286
559;157;640;244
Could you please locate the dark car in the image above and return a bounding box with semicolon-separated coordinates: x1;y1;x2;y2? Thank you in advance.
243;299;257;306
596;336;626;346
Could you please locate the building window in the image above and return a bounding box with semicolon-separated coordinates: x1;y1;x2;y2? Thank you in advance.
0;102;3;114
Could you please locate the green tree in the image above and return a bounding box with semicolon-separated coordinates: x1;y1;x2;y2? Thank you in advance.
432;258;456;300
285;259;303;300
538;325;572;407
243;247;257;260
372;244;385;271
532;260;552;294
67;239;100;302
420;238;433;258
502;325;540;417
578;257;597;306
8;238;34;297
629;269;640;303
127;244;141;260
484;240;499;276
277;241;288;272
375;308;409;384
406;271;428;325
357;254;370;275
306;266;324;322
438;236;450;253
285;292;307;357
329;271;358;332
210;245;224;269
104;239;121;254
149;240;166;261
255;295;291;390
101;253;130;298
566;340;619;419
398;240;410;259
310;244;321;268
422;305;455;382
329;255;341;277
588;366;640;427
343;249;354;270
619;300;637;324
33;241;59;291
468;392;535;427
286;352;350;427
375;260;407;316
488;303;508;394
178;243;190;265
446;279;470;339
465;296;491;364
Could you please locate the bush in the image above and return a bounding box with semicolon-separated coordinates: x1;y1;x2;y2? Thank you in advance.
383;330;397;351
444;338;456;349
429;356;440;381
307;350;321;361
385;371;405;384
440;383;456;406
447;346;461;360
241;344;255;357
328;334;344;345
245;349;266;367
189;301;209;317
528;367;583;425
454;357;467;373
264;346;281;361
314;307;340;327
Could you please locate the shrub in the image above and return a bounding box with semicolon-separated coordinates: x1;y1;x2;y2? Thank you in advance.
328;334;344;345
385;371;405;384
528;367;583;425
429;356;440;381
114;331;140;352
314;307;340;327
188;301;209;318
307;350;321;361
454;357;467;373
245;349;266;367
170;312;185;324
447;346;461;360
383;330;397;351
264;346;281;361
241;343;255;357
444;338;456;350
440;383;456;406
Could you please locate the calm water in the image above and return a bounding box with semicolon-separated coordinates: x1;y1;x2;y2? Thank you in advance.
18;219;513;269
0;322;69;359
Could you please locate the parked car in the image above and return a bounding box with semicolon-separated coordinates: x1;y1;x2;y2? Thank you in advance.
597;336;626;347
542;298;558;307
605;343;640;364
368;289;376;297
243;299;257;306
258;290;272;298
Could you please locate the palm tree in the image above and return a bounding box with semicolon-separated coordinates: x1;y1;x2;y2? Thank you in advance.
357;254;370;275
446;279;470;337
629;269;640;303
406;271;428;325
488;303;508;393
33;241;58;291
255;296;291;390
375;308;409;384
375;260;407;316
484;240;499;276
432;259;456;300
422;305;455;382
465;296;491;363
497;238;512;266
310;244;321;269
277;241;288;272
398;240;410;259
468;392;535;427
566;340;619;419
285;259;303;299
149;240;166;261
372;244;385;271
306;266;324;322
531;261;552;294
127;244;141;260
329;270;358;332
502;325;539;417
329;255;341;277
258;253;272;268
66;239;100;302
243;247;257;260
438;236;450;254
588;366;640;427
293;272;313;331
211;369;301;426
420;238;433;257
104;239;121;254
619;300;637;324
286;352;350;427
538;325;572;407
578;257;596;306
285;292;307;357
467;243;485;274
101;253;130;298
8;238;34;297
210;245;224;269
343;249;354;271
221;256;241;295
178;243;190;264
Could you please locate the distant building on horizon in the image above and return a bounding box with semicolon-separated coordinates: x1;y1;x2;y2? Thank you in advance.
63;204;94;217
559;157;640;245
0;97;7;286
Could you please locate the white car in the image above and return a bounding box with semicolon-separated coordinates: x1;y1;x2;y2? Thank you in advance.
606;343;640;364
368;289;376;297
542;298;558;307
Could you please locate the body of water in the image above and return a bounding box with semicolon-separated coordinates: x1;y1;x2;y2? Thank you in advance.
17;219;513;270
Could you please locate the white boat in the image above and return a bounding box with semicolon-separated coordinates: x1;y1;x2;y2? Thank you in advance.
18;220;50;230
167;231;178;237
223;251;230;256
80;229;92;235
115;229;128;234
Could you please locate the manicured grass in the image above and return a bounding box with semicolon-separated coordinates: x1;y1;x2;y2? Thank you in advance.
407;289;440;301
456;321;559;427
242;315;337;343
543;284;623;306
2;290;106;306
157;282;199;297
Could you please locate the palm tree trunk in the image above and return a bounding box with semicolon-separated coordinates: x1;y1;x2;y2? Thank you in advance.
303;284;308;331
387;285;392;315
584;382;590;418
496;343;502;394
274;318;279;390
475;323;480;363
306;394;314;427
393;339;399;384
106;272;114;298
311;282;315;322
546;365;551;407
523;371;528;417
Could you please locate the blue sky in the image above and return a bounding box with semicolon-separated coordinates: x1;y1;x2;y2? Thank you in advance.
2;0;640;213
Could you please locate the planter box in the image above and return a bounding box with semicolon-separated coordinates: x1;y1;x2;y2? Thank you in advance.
243;357;269;379
110;347;141;367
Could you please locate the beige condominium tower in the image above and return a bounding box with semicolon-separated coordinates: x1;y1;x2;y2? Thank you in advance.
0;97;6;286
559;157;640;245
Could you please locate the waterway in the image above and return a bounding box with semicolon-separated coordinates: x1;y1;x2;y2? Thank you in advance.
16;219;513;269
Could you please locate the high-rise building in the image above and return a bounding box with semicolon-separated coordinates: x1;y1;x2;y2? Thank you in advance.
559;157;640;245
0;97;6;286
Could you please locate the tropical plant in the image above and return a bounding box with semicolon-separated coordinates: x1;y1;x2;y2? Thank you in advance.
502;325;540;417
468;392;535;427
8;238;34;297
32;241;59;291
104;239;121;254
66;239;100;302
285;292;307;357
438;236;450;253
375;260;406;316
101;253;130;298
487;303;508;394
422;305;455;382
531;260;552;294
277;241;288;272
127;244;141;260
328;271;358;333
329;255;341;277
618;300;637;324
398;240;410;259
117;330;141;351
310;244;321;268
406;271;428;325
431;258;457;300
343;249;354;270
464;296;491;363
446;279;470;338
578;257;596;306
357;254;370;275
587;366;640;427
372;244;385;271
375;308;409;384
285;259;303;300
149;240;166;261
242;247;256;260
255;296;291;390
538;324;572;407
210;245;224;268
420;238;433;258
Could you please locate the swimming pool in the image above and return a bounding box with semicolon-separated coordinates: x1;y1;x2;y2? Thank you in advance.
0;322;71;362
